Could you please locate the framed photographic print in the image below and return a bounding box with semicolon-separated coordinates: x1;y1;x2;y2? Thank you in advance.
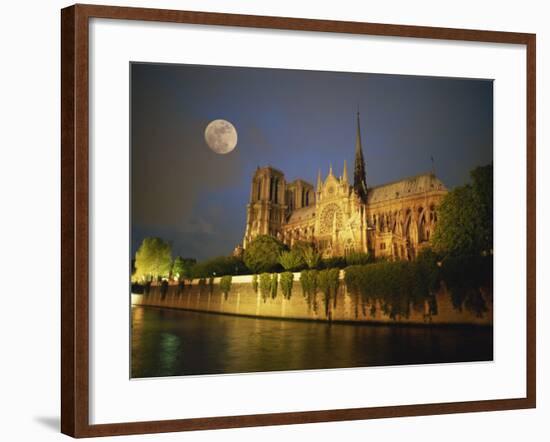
61;4;536;438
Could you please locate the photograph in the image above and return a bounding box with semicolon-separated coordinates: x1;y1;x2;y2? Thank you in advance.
0;0;541;439
130;62;494;378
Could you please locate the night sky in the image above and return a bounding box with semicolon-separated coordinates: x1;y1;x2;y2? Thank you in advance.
131;63;493;261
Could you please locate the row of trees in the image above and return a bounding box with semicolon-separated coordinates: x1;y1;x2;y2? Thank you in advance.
243;235;369;273
132;235;369;283
132;242;248;283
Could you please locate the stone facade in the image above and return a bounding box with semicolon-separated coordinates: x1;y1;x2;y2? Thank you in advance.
242;113;448;260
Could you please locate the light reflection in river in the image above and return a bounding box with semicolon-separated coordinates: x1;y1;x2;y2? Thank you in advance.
131;306;493;378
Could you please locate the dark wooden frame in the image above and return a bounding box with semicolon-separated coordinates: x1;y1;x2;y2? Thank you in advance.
61;3;536;438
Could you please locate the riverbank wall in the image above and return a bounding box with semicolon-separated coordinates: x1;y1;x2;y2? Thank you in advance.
131;273;492;326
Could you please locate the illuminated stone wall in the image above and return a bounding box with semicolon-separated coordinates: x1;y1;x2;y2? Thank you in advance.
132;274;492;326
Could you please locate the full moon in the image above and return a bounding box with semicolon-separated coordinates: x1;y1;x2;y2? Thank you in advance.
204;119;238;154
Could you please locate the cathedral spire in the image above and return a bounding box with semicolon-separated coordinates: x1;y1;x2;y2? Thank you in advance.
353;111;368;202
317;168;322;191
329;163;333;176
342;160;348;184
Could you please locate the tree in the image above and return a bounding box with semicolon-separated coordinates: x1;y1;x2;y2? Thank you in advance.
302;245;322;269
259;273;272;302
278;249;305;271
220;275;232;300
432;164;493;256
133;237;172;282
291;240;315;257
243;235;286;273
470;164;493;252
280;272;294;299
345;250;370;266
171;256;196;281
190;256;248;278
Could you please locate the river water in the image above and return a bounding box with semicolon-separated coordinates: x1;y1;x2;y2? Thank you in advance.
131;305;493;378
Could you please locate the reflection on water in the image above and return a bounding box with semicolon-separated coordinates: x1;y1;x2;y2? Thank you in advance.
131;306;493;378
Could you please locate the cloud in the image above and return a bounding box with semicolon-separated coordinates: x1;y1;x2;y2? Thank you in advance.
177;216;214;235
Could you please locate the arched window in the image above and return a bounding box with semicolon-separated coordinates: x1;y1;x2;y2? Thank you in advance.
287;190;294;210
418;210;429;243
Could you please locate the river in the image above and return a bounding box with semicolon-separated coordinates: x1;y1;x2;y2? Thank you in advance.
131;305;493;378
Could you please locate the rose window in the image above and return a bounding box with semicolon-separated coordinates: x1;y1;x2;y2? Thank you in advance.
320;203;343;234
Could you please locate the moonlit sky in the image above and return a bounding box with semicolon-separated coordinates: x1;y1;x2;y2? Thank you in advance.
131;63;493;261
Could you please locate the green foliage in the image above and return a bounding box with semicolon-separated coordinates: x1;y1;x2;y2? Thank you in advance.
160;280;169;298
328;268;340;305
428;295;438;316
270;273;278;299
220;275;232;300
411;249;441;309
345;250;370;266
320;257;347;269
471;164;493;249
198;278;207;295
291;241;316;257
300;270;318;297
252;274;258;292
344;254;443;320
440;254;492;316
259;272;272;302
433;164;493;256
345;262;405;319
131;282;144;295
244;235;287;273
464;291;489;318
280;272;294;300
208;276;215;295
318;268;341;318
300;269;319;312
302;246;322;269
369;304;377;318
133;237;172;282
432;187;478;255
190;256;248;279
278;249;305;271
143;281;152;296
342;249;491;320
171;256;196;281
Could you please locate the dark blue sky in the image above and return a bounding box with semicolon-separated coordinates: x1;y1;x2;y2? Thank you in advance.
131;63;493;261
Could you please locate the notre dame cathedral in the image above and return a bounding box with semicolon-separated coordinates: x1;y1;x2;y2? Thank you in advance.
240;113;448;261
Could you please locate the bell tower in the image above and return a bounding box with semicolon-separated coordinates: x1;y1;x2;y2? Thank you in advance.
243;166;287;248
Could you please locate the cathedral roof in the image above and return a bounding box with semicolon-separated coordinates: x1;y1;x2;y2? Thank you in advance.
367;172;447;204
287;206;316;224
